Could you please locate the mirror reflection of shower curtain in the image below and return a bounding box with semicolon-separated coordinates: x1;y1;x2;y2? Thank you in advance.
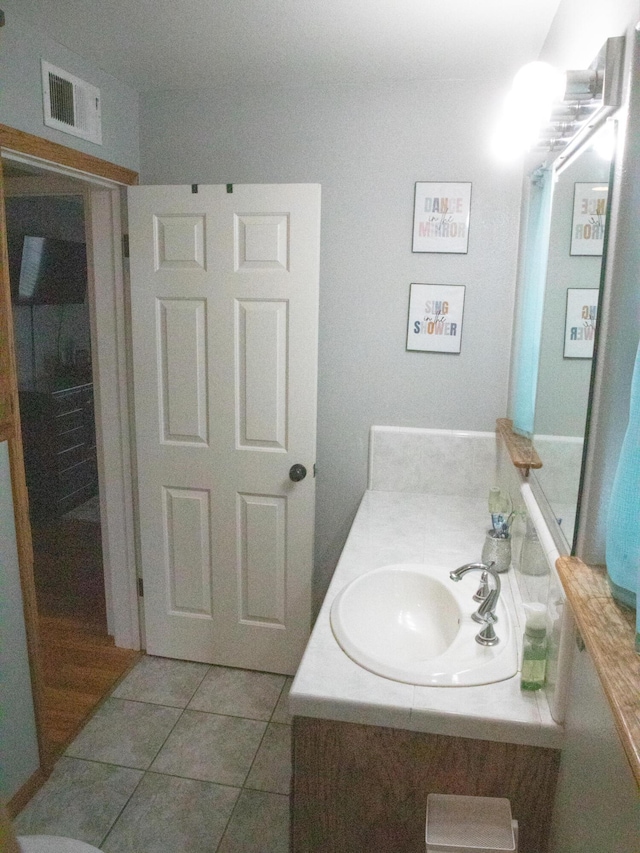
511;167;554;438
605;334;640;613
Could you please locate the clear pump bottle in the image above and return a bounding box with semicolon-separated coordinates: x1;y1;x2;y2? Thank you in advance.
520;603;548;691
519;517;548;576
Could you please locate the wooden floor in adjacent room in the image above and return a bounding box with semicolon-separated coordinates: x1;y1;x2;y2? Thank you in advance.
32;512;140;761
38;614;140;761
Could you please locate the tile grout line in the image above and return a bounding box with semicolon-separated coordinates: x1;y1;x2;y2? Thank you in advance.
30;658;291;850
96;705;187;848
213;676;291;852
54;753;253;790
109;693;281;723
97;765;147;849
97;655;213;848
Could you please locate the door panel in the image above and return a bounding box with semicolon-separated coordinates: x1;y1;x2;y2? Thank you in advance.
235;214;289;270
163;486;212;616
238;492;286;625
158;298;208;445
128;184;320;673
237;299;288;449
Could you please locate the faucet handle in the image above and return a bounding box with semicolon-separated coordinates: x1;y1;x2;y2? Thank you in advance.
473;571;490;603
476;620;499;646
472;588;499;625
474;589;500;645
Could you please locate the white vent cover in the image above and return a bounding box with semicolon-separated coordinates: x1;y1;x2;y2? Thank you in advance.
41;61;102;145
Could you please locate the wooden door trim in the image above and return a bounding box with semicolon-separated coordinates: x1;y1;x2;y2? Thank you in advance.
0;125;138;186
0;125;138;775
0;160;48;768
6;768;49;819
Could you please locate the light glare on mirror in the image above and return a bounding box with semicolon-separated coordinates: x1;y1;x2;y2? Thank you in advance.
591;120;616;160
491;62;566;161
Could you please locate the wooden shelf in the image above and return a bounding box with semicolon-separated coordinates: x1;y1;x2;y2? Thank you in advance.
496;418;542;474
556;556;640;788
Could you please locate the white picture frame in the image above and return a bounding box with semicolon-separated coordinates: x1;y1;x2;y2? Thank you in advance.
412;182;471;253
406;283;465;353
564;288;599;358
570;182;608;256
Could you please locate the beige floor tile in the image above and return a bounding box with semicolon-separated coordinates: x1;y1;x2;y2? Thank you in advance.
112;655;209;707
271;677;293;724
217;789;290;853
150;710;266;786
14;757;143;847
102;771;239;853
245;722;292;795
188;666;285;720
65;699;181;769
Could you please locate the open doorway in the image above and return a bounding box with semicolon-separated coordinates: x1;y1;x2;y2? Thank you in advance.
3;158;139;761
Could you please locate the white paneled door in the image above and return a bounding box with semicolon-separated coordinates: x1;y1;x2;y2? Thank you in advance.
128;184;320;674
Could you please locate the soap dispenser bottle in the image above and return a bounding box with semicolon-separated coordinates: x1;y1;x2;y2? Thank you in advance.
520;603;548;691
519;517;548;576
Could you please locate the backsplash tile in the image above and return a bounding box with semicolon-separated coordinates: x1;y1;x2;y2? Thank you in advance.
368;427;423;492
369;426;497;497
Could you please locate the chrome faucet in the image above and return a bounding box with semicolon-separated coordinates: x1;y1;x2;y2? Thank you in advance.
449;562;501;646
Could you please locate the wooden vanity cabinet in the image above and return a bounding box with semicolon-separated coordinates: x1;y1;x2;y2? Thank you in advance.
291;716;560;853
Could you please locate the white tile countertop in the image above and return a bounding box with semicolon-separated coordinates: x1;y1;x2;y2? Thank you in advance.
290;490;564;749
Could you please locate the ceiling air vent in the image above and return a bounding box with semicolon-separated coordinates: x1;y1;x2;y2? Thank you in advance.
41;61;102;145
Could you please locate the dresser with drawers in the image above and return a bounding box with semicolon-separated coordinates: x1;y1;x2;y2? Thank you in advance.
19;380;98;520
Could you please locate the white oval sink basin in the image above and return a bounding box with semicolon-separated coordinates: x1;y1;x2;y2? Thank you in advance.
330;563;518;687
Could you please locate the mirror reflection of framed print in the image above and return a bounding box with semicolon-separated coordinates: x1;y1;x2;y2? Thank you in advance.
412;182;471;253
570;182;608;256
564;288;599;358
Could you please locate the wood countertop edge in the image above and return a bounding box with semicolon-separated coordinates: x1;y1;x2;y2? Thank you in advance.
556;555;640;789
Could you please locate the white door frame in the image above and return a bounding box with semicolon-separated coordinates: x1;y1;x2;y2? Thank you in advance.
3;150;140;649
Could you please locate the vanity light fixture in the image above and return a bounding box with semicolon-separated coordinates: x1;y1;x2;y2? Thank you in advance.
492;37;625;166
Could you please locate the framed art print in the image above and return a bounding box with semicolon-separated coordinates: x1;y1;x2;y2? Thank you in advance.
564;288;599;358
412;182;471;253
570;182;608;256
406;283;465;353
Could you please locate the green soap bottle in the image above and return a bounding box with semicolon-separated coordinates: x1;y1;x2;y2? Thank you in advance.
520;603;548;691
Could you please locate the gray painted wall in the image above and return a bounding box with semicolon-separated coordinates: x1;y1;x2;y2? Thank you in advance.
0;2;140;172
139;79;523;607
0;441;40;801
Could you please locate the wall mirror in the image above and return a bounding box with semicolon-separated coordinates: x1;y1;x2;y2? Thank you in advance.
508;36;625;554
531;144;613;549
